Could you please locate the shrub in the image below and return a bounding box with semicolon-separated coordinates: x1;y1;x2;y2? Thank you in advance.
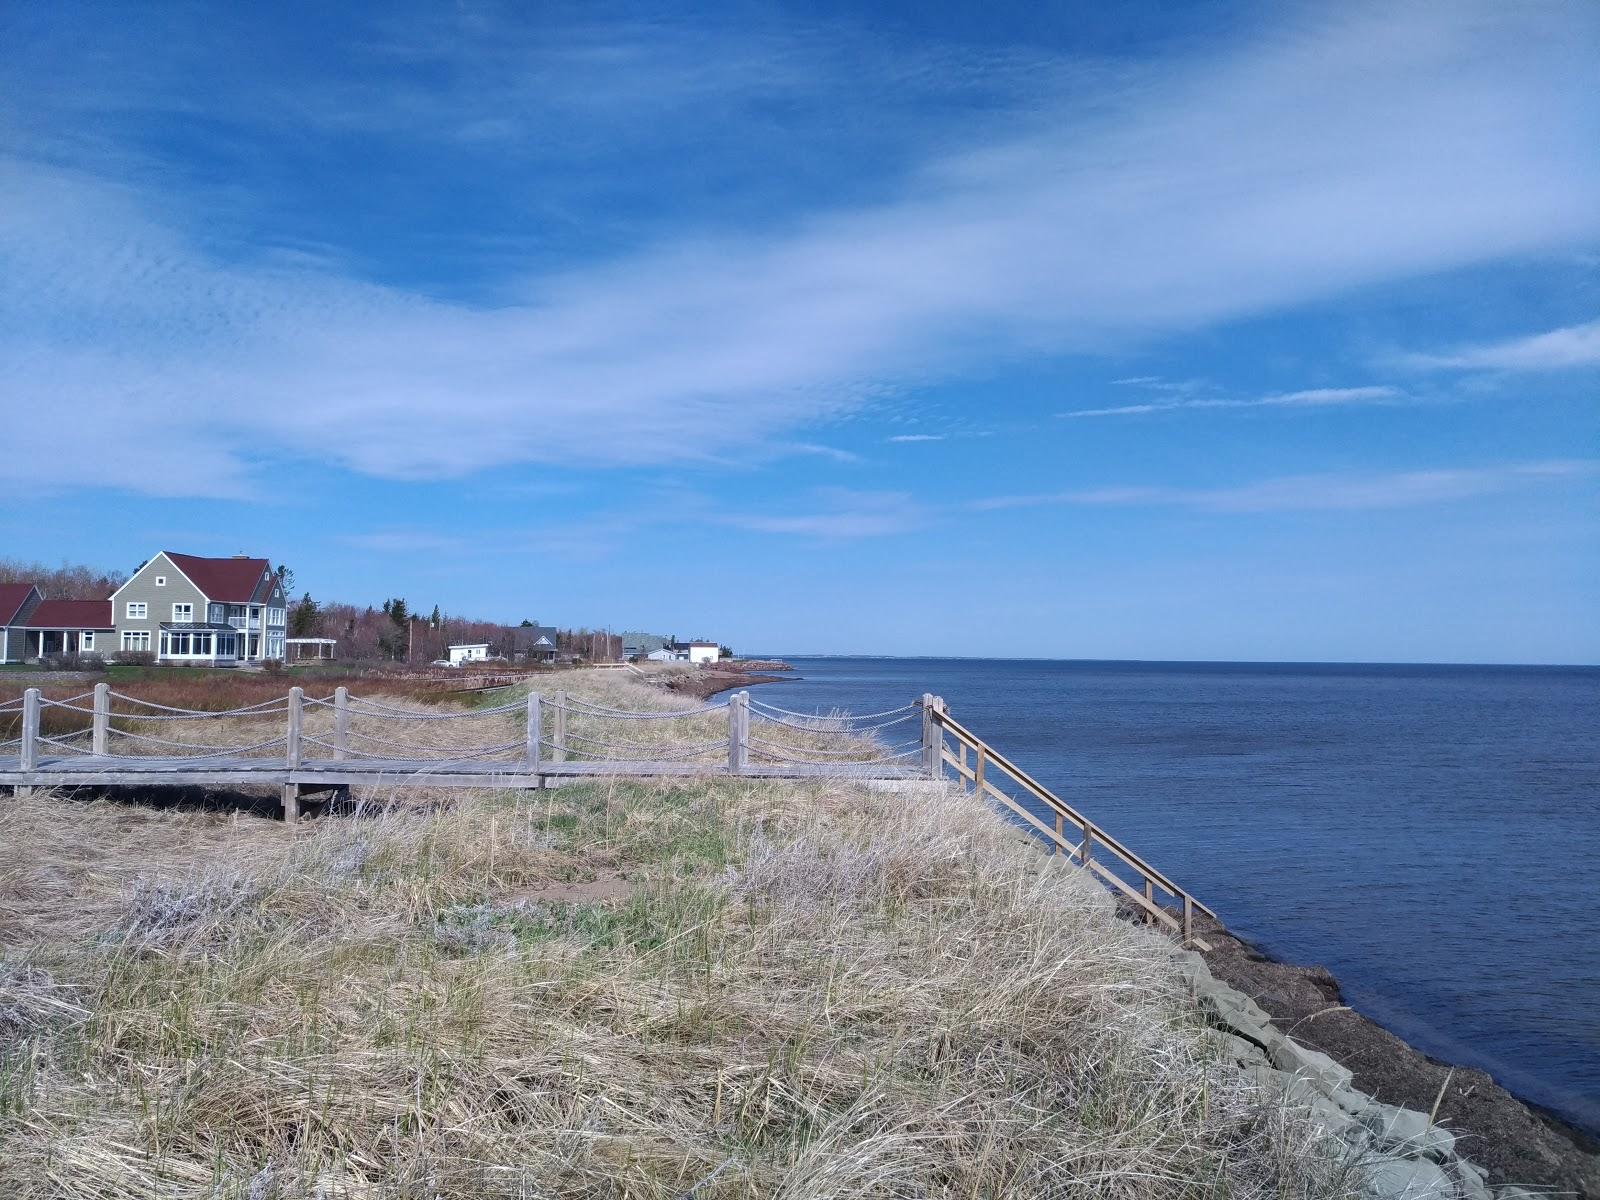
116;650;157;667
38;651;104;672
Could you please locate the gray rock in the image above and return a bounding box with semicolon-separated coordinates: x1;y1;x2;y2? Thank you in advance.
1363;1156;1453;1200
1268;1037;1355;1098
1361;1102;1456;1162
1211;1030;1269;1066
1447;1159;1493;1200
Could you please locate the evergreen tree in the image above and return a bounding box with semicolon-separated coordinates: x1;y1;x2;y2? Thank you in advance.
289;592;320;637
430;605;442;628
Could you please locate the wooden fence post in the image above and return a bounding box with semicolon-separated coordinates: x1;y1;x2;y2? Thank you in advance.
728;691;748;774
921;694;941;780
287;686;304;769
92;682;110;756
1182;895;1194;946
552;691;567;763
333;687;349;760
973;745;987;798
526;691;542;772
20;688;40;772
1081;824;1094;869
1054;811;1064;856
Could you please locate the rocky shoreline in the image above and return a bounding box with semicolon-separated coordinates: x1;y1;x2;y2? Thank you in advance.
1187;914;1599;1198
661;663;788;700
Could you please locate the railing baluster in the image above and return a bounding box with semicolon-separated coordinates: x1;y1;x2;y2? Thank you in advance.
921;694;941;779
334;687;349;760
728;691;748;774
287;687;303;768
526;691;542;771
92;682;110;756
20;688;40;771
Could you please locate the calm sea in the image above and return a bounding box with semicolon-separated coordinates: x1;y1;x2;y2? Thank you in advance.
749;657;1600;1134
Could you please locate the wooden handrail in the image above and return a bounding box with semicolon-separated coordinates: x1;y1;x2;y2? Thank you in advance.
928;702;1213;946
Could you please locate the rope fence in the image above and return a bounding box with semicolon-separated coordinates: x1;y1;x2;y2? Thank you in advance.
2;685;940;779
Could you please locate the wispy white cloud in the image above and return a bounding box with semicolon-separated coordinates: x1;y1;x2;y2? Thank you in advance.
3;3;1597;496
1398;318;1600;371
970;460;1597;514
887;433;946;443
724;488;926;538
1061;385;1402;418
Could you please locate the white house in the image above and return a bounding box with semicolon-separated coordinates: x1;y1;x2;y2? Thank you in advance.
447;642;492;667
645;647;679;663
683;641;721;665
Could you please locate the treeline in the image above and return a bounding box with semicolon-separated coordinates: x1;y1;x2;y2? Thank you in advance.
288;595;621;665
0;558;123;599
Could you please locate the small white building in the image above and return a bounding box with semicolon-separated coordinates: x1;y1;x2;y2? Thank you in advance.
645;647;680;663
683;641;721;665
447;642;492;667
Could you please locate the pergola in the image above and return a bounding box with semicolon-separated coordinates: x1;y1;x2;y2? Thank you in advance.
284;637;337;661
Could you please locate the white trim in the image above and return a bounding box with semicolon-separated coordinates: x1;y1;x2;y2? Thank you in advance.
81;631;94;650
126;601;147;619
155;575;166;586
171;602;194;622
120;630;151;652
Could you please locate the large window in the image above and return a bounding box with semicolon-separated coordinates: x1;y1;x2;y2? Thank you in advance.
81;632;94;650
126;601;147;619
171;603;193;622
267;607;286;627
120;630;151;652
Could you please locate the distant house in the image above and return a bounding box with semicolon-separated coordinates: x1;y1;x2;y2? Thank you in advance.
1;585;114;662
111;552;289;665
621;631;671;659
447;643;492;667
680;641;721;665
0;584;42;663
507;625;560;664
645;647;680;663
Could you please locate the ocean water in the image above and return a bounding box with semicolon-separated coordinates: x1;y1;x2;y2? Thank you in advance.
748;657;1600;1134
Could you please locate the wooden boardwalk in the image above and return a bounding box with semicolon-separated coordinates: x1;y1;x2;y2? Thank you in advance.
1;683;1212;944
0;754;921;791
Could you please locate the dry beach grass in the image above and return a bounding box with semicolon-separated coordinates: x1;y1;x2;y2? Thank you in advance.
0;671;1365;1198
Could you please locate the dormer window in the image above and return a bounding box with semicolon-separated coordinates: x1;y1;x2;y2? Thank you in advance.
155;576;167;586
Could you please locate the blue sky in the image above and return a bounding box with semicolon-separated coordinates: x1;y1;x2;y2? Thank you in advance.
2;0;1597;662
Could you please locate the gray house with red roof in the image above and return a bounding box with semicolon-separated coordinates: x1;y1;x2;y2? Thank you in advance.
110;551;288;665
0;584;115;663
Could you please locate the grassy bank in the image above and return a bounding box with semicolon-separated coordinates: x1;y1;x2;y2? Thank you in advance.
0;673;1359;1197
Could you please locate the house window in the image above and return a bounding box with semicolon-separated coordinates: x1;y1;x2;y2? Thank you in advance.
81;632;94;650
172;603;193;622
120;630;151;652
155;576;167;587
126;601;147;619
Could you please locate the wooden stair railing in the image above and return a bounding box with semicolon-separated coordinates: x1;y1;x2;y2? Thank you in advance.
923;697;1214;949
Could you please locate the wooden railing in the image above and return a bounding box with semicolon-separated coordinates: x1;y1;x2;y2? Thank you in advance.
920;695;1214;948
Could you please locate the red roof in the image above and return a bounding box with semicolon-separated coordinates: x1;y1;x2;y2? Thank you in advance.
163;552;273;603
24;599;114;629
0;583;37;626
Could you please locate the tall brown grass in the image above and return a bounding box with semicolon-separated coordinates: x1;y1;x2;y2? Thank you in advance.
0;673;1365;1197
